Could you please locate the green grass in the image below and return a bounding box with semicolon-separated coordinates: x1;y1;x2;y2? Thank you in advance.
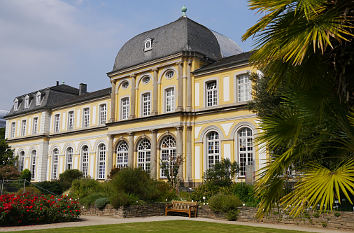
0;220;309;233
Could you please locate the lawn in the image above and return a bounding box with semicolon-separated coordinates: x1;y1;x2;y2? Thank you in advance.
0;220;309;233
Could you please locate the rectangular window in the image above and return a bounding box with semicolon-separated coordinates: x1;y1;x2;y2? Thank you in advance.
142;93;151;116
54;114;60;133
32;117;38;135
83;108;90;127
99;104;107;124
11;122;16;138
165;88;175;112
67;111;74;130
21;120;26;136
237;74;252;102
206;81;218;107
121;98;129;120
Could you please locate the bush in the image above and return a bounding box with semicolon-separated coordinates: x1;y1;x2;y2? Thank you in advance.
229;183;259;207
59;169;83;190
204;159;238;187
110;192;140;208
226;209;240;221
0;165;20;180
20;169;31;183
191;182;221;202
70;178;102;199
0;193;80;226
35;181;65;195
108;167;121;179
95;197;110;210
80;192;106;208
209;193;242;219
17;187;41;196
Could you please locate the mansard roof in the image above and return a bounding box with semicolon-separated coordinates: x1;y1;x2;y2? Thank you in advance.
112;17;242;72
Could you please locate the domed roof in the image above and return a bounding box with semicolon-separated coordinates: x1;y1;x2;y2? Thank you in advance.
112;17;242;72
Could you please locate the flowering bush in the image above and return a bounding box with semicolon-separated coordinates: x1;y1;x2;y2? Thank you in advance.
0;193;80;226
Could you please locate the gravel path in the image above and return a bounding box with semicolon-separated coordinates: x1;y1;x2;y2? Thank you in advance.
0;215;352;233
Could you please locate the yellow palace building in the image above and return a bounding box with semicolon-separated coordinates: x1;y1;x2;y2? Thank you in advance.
4;13;267;185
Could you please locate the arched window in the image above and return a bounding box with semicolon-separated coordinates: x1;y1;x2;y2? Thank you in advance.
18;151;25;171
206;131;220;169
137;138;151;173
66;147;73;170
238;127;253;177
160;135;176;178
31;150;36;180
116;141;128;168
52;149;59;179
97;144;106;179
81;146;89;177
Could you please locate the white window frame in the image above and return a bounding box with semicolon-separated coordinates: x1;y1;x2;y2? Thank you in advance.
19;151;25;171
206;80;218;107
137;138;151;173
31;150;36;180
52;149;59;179
67;111;74;130
160;135;176;178
236;73;252;102
165;70;174;79
141;92;151;117
24;95;30;109
54;114;60;133
121;97;130;120
237;127;254;177
164;87;175;113
81;146;89;178
36;92;41;106
11;122;16;138
66;147;73;170
206;131;220;169
21;120;26;136
97;144;106;179
14;99;19;111
99;104;107;125
116;141;128;168
32;117;38;135
83;108;90;128
144;38;152;52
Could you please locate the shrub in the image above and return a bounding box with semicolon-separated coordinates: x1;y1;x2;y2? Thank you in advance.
0;193;80;226
80;192;106;208
209;193;242;218
59;169;83;190
191;182;221;202
204;159;238;187
70;178;102;199
17;186;41;196
95;197;110;210
334;212;341;217
35;181;65;195
20;169;31;183
229;183;259;207
226;209;240;221
108;167;121;179
110;192;140;208
0;165;20;180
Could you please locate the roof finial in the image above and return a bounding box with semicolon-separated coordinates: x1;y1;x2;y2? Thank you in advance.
181;5;187;17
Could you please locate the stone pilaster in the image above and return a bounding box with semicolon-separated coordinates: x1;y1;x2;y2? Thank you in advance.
129;75;136;119
176;62;184;111
150;130;157;179
186;126;192;183
128;133;134;168
186;59;192;112
107;135;114;178
110;81;116;123
176;126;184;180
152;68;158;115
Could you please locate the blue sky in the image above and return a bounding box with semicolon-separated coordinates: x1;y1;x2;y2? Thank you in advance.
0;0;260;110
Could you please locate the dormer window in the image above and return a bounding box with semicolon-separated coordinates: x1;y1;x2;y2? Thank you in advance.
144;38;152;52
24;95;30;109
14;99;19;111
36;92;41;106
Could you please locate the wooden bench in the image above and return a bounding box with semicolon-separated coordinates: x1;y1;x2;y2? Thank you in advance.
165;201;198;218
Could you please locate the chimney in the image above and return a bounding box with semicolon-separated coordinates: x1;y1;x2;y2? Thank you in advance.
79;83;87;95
56;81;59;86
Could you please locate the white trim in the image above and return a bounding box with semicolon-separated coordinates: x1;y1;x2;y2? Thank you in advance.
158;67;177;84
163;85;176;113
223;76;230;101
136;73;152;88
194;83;200;106
120;96;130;120
140;91;152;117
203;77;219;108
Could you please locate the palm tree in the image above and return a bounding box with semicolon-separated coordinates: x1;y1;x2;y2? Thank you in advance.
244;0;354;217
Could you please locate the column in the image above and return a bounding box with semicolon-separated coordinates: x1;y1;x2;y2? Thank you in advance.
176;62;184;111
128;132;134;168
176;126;184;180
186;59;192;112
152;68;158;115
110;81;116;122
107;135;114;178
129;75;136;119
150;130;157;179
186;126;192;183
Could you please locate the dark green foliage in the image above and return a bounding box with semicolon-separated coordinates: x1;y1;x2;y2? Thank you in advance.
204;159;238;187
59;169;83;190
20;169;31;183
35;181;65;195
95;197;110;210
226;209;240;221
0;128;16;166
108;167;121;179
110;192;140;208
0;165;20;180
191;182;222;202
230;183;259;207
80;192;106;208
70;178;102;199
17;186;41;195
209;193;241;221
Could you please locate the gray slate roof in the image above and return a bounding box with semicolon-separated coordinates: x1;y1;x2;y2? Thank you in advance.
112;17;242;72
5;85;111;118
193;51;253;74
